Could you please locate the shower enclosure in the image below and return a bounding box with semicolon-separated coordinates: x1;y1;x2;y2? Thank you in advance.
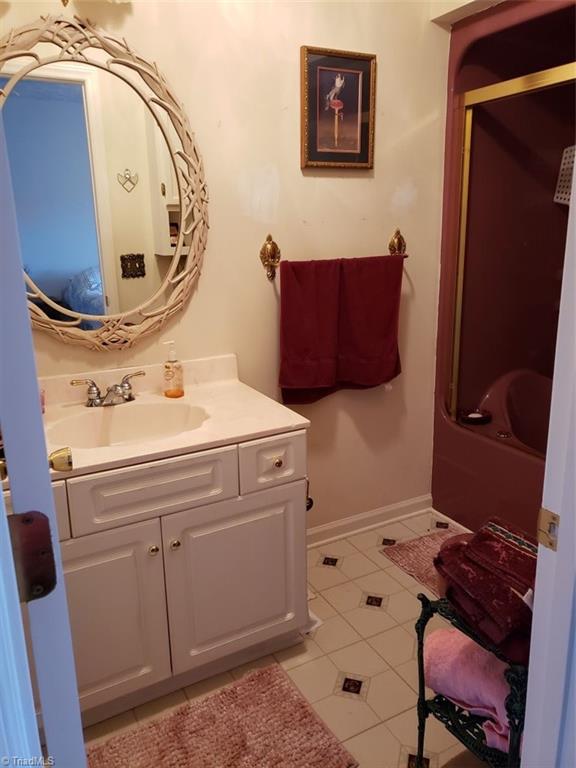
433;1;575;533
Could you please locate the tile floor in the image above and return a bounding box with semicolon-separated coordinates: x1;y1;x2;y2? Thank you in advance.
84;510;480;767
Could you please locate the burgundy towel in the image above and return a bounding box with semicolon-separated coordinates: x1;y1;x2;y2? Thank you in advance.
280;255;404;404
279;259;341;393
434;519;536;664
464;518;537;595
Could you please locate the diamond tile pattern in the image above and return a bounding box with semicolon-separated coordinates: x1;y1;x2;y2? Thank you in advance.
84;510;474;767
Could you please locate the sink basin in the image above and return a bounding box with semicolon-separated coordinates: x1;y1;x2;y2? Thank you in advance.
45;401;208;449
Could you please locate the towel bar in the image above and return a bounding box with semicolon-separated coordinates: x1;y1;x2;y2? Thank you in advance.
260;228;408;280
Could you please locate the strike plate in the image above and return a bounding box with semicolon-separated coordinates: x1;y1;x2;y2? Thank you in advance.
7;511;57;602
537;507;559;552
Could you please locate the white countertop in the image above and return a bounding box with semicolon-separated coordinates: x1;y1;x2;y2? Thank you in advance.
3;355;309;486
45;380;309;479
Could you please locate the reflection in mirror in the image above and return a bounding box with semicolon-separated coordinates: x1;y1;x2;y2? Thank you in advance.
1;16;208;350
1;62;179;327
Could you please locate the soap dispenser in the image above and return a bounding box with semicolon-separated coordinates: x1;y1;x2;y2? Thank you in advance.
162;340;184;398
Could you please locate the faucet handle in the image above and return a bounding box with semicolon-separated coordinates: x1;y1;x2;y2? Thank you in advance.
70;378;101;406
120;370;146;386
120;370;146;401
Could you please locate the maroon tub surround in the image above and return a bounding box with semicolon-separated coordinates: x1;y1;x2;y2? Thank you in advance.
279;255;404;404
432;0;575;534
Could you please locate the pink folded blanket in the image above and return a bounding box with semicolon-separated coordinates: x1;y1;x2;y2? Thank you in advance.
424;628;511;752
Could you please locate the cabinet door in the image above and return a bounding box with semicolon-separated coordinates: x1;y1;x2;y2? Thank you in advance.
61;518;171;710
163;480;308;675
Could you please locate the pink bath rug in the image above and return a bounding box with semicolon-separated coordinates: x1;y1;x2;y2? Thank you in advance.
87;665;358;768
382;528;458;596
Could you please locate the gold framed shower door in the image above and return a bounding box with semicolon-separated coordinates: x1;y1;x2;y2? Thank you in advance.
448;62;576;419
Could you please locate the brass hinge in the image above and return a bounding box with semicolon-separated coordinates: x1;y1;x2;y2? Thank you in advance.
537;507;560;551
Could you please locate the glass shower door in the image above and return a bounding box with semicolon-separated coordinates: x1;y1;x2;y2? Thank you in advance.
450;73;575;459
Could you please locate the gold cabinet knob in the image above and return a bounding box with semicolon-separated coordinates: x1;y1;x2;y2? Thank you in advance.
170;539;182;551
274;457;284;469
148;545;160;556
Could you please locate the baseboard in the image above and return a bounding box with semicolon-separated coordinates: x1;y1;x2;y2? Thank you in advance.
306;493;433;547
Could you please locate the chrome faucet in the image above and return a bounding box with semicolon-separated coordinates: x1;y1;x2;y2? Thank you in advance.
71;371;146;407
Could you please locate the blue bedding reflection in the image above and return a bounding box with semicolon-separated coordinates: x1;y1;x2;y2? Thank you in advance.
63;266;105;329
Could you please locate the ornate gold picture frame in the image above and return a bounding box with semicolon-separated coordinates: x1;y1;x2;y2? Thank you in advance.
300;46;376;169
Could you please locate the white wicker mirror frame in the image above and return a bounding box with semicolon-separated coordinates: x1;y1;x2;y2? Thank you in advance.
0;16;209;351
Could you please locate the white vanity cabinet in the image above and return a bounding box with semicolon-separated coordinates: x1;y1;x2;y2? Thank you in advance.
54;428;309;714
60;519;171;710
163;480;308;675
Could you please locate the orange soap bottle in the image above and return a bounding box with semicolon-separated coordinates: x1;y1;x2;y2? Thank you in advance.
162;340;184;398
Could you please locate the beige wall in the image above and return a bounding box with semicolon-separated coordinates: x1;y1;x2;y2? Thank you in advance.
1;0;450;529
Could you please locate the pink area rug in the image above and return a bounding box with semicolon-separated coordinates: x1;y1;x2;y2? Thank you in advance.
382;528;458;596
87;665;357;768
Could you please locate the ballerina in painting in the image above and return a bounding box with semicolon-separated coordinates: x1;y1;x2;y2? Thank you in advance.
324;72;345;147
324;73;345;110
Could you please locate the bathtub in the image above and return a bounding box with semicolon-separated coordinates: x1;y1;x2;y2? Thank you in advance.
470;369;553;457
432;369;552;533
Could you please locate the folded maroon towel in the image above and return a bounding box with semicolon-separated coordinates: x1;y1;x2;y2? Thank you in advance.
465;518;537;595
434;519;536;664
279;255;404;403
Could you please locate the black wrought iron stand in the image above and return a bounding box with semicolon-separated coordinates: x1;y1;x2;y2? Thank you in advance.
415;594;528;768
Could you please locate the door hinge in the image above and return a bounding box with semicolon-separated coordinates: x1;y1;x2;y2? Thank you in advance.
537;507;560;552
8;512;57;603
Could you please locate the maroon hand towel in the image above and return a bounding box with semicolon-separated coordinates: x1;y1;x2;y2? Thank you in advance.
279;259;341;396
338;255;404;386
279;255;404;404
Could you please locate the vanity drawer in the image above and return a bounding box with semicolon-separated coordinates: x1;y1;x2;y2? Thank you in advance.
238;431;307;495
67;446;239;536
4;481;70;541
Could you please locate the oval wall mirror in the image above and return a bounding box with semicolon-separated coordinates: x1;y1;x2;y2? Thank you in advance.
0;16;209;350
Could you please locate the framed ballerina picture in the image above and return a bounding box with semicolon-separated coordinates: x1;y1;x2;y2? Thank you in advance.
300;46;376;169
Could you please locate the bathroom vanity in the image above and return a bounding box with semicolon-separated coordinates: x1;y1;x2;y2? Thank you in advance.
1;14;310;736
3;355;310;721
0;11;311;748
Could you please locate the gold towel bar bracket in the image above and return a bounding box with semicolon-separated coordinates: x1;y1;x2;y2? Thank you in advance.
388;229;408;256
260;234;281;281
260;228;407;281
